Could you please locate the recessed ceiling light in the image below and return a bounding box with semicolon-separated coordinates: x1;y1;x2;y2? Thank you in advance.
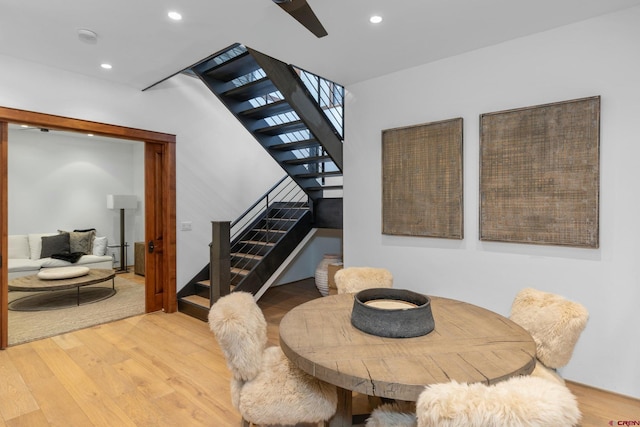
100;63;112;70
370;15;383;24
168;11;182;21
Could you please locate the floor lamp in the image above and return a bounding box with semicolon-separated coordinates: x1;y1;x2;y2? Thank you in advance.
107;194;137;273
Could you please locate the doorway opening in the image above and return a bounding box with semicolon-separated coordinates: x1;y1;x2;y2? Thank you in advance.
0;106;177;349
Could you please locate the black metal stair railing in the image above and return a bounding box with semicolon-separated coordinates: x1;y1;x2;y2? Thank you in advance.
292;66;344;193
229;176;309;286
293;65;344;139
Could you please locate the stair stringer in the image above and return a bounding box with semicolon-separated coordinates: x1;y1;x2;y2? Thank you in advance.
233;210;313;295
246;47;343;171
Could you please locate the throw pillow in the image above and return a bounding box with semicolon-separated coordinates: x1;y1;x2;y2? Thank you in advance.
59;229;96;255
41;233;71;258
93;236;108;256
28;233;57;260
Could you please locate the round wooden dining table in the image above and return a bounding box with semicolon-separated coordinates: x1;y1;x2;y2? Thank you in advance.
279;293;536;426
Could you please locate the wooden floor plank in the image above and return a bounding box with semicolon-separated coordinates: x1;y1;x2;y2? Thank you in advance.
29;339;138;427
0;351;40;420
19;376;94;427
0;279;637;427
4;409;49;427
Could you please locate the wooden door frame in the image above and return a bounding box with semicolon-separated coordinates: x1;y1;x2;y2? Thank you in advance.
0;106;177;349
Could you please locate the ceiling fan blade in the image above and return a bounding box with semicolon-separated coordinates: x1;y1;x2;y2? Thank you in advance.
275;0;328;38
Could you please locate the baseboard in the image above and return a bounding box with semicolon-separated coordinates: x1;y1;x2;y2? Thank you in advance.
565;379;640;403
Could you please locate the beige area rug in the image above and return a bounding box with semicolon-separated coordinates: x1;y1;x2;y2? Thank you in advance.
8;276;145;346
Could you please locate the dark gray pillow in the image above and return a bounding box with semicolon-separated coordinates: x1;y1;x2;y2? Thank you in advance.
41;233;70;258
59;229;96;255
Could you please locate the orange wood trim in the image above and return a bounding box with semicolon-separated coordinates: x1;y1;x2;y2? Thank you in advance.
0;122;8;348
163;141;177;313
0;107;175;144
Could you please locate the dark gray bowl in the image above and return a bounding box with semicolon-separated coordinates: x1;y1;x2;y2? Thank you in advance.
351;288;434;338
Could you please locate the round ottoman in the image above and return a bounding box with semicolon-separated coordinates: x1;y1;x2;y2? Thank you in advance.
37;266;90;280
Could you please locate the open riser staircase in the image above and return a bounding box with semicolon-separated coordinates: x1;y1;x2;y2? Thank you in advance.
191;43;343;200
178;178;318;321
177;44;344;320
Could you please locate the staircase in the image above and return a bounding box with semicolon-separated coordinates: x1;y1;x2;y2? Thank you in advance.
177;44;344;320
190;43;343;202
178;178;315;321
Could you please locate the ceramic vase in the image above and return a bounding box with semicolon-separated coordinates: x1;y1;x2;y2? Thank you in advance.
314;253;342;296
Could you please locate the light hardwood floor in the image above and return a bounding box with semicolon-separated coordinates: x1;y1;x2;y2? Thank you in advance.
0;279;637;426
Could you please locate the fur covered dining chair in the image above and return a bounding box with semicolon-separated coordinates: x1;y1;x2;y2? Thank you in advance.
333;266;393;294
366;375;581;427
509;287;589;384
415;375;581;427
208;291;338;427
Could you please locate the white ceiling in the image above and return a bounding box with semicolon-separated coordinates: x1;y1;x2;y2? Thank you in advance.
2;0;639;90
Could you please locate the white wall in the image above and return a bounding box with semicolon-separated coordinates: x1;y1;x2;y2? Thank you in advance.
344;7;640;398
275;228;342;285
8;130;143;267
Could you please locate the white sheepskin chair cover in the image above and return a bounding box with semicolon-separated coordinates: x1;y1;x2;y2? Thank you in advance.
208;291;267;382
509;288;589;369
209;292;338;426
334;267;393;294
416;376;581;427
366;401;417;427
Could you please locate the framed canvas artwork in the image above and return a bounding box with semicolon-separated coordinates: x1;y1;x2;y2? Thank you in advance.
479;96;600;248
382;118;463;239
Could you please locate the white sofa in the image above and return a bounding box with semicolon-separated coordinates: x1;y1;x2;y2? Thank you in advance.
8;233;113;279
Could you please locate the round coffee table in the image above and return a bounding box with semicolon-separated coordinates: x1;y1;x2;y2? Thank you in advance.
8;268;116;311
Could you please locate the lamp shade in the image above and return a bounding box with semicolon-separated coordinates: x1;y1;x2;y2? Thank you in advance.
107;194;137;210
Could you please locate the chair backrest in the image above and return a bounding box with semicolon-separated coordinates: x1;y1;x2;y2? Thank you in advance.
510;288;589;369
416;376;581;427
208;291;267;381
334;267;393;294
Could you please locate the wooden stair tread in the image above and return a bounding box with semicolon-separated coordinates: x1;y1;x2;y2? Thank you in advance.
254;228;287;233
181;294;210;308
196;279;210;287
231;253;263;260
240;240;275;246
231;267;250;275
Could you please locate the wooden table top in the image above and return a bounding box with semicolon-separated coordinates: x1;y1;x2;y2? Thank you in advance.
279;293;536;401
9;269;116;292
